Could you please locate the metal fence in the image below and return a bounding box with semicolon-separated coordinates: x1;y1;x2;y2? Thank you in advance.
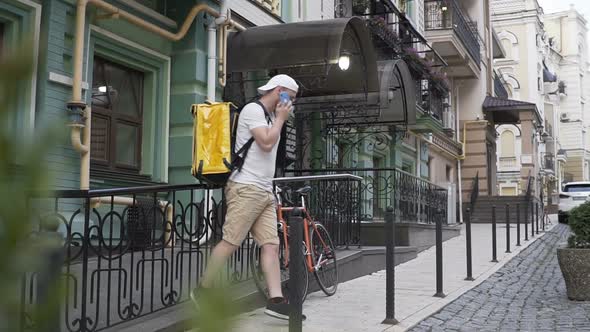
20;176;361;331
276;174;363;248
289;168;448;225
424;0;481;66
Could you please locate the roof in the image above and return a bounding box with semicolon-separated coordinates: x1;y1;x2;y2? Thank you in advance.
226;17;379;97
483;96;540;124
483;96;536;109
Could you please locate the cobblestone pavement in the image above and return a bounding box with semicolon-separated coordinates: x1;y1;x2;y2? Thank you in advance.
410;224;590;332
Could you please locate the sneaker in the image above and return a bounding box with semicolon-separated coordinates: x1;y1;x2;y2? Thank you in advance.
264;297;307;321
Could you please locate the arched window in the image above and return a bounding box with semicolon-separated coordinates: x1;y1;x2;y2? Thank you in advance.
498;30;519;61
501;38;512;58
500;131;515;157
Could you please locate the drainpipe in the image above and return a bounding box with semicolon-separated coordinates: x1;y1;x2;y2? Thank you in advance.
65;0;245;246
207;21;217;101
66;0;245;192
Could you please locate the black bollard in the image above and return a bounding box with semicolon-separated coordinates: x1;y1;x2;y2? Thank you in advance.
382;207;398;325
289;208;304;332
524;200;529;241
516;203;521;247
465;208;474;281
530;203;535;238
535;202;540;235
434;208;445;298
505;204;511;253
491;205;498;262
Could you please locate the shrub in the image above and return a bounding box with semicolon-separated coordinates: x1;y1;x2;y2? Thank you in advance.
567;201;590;248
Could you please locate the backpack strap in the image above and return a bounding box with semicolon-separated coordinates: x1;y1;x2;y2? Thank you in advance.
234;101;273;172
254;100;273;125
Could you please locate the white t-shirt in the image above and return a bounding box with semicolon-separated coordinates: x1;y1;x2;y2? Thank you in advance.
229;102;278;192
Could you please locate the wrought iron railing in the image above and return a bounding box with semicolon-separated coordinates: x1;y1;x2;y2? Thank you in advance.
275;174;362;247
290;168;448;225
424;0;481;66
416;79;447;121
494;71;509;99
20;177;360;331
543;153;555;172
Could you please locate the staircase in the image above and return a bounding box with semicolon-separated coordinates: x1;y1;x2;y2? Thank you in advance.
467;195;536;224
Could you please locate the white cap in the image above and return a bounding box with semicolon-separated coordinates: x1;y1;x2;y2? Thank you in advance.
257;74;299;95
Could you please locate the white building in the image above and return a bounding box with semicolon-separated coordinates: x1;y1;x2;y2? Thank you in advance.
545;7;590;183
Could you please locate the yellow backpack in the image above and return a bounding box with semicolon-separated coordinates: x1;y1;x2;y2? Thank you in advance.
191;101;271;187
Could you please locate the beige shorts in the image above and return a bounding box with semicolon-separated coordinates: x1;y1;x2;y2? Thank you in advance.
222;181;280;246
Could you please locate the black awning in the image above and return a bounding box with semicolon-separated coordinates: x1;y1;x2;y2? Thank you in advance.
378;59;416;125
483;96;540;124
226;17;379;96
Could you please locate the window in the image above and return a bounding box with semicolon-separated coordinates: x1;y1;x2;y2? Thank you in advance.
500;131;515;157
446;165;452;182
91;57;144;174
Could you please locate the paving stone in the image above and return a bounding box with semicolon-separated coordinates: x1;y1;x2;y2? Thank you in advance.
410;225;590;332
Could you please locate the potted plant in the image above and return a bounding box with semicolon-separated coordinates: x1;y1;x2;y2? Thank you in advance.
557;201;590;301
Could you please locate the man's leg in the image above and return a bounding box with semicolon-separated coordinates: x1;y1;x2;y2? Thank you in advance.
260;243;283;298
200;239;239;288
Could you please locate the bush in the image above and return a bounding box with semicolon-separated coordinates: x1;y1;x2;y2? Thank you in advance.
567;201;590;248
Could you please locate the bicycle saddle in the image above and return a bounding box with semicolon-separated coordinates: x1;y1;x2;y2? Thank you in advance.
295;186;312;195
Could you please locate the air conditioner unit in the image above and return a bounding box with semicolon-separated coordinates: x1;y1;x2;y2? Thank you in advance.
560;112;570;122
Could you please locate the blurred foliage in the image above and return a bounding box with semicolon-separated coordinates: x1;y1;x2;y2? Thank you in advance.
568;201;590;248
0;36;244;332
0;38;64;330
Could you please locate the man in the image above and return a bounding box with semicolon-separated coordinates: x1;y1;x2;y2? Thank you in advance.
190;75;302;320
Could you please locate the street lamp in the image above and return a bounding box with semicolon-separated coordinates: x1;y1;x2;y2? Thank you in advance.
338;54;350;71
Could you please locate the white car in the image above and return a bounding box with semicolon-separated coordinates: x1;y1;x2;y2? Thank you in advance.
559;181;590;223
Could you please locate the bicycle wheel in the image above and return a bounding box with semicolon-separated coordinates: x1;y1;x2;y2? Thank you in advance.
249;235;309;303
310;223;338;296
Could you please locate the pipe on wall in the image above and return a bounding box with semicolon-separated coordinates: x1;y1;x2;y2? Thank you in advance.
68;0;245;191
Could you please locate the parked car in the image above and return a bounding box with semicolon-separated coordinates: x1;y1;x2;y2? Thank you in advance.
559;181;590;223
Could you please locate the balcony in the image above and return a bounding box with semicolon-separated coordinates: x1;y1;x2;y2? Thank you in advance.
543;153;555;174
499;156;518;170
249;0;281;16
424;0;481;78
494;71;509;99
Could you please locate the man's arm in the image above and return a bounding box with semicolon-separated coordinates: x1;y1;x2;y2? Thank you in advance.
250;102;291;152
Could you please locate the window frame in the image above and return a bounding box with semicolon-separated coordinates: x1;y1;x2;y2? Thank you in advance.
88;25;171;184
91;56;145;174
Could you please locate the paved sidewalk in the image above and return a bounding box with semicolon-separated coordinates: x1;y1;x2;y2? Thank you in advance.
226;217;557;332
411;223;590;332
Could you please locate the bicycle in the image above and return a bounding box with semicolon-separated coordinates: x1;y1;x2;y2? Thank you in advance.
249;185;339;303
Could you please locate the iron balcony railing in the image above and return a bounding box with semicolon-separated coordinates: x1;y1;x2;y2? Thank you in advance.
494;71;509;99
21;176;360;331
416;79;447;121
290;168;448;225
424;0;481;67
544;153;555;172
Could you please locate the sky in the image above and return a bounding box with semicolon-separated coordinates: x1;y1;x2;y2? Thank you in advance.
538;0;590;46
538;0;590;22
